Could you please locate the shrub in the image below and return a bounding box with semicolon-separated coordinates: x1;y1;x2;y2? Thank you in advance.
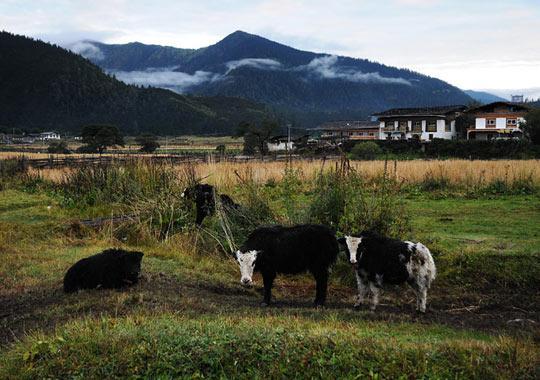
47;140;70;154
350;142;382;160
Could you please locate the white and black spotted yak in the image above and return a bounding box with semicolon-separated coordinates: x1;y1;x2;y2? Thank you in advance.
339;232;436;313
235;224;339;307
181;183;240;225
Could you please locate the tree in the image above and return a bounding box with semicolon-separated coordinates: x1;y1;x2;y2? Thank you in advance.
47;140;70;154
236;120;278;156
135;134;160;153
522;109;540;145
80;124;124;153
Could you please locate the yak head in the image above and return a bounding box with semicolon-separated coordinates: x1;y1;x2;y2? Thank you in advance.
235;249;259;286
337;235;363;267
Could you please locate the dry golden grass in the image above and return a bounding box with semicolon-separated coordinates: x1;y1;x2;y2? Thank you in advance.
27;158;540;188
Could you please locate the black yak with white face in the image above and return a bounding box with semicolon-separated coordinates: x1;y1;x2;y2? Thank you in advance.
63;249;144;293
339;232;436;312
181;183;240;225
235;224;339;307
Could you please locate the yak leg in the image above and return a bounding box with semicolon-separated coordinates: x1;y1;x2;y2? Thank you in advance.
261;271;276;306
313;269;329;306
354;272;369;308
368;282;380;311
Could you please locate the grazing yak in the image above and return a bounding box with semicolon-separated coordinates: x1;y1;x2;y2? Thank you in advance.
181;183;240;225
338;232;436;312
235;224;339;307
63;249;144;293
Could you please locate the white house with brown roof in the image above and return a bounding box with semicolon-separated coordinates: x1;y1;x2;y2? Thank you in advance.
373;105;466;141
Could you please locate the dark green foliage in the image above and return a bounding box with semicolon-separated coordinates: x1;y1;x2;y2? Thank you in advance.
47;140;70;154
135;134;160;153
349;141;382;160
344;139;539;159
80;125;124;153
523;109;540;145
0;32;268;135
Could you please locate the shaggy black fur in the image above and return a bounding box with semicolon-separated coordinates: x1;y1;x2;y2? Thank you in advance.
240;224;339;306
182;183;240;225
63;249;144;293
338;232;412;285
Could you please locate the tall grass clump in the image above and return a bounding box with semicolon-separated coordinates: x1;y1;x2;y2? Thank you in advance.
59;159;194;241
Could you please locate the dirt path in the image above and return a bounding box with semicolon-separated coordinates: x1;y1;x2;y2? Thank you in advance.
1;270;539;347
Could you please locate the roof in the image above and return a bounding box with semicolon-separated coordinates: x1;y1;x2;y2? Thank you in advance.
466;101;530;114
314;120;380;131
373;105;467;118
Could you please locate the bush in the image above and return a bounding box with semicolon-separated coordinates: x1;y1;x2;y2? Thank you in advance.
349;142;382;160
47;140;70;154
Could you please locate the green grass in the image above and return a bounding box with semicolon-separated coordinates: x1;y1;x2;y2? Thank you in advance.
1;315;537;379
0;189;539;379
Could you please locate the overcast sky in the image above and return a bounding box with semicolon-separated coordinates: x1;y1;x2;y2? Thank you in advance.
1;0;539;91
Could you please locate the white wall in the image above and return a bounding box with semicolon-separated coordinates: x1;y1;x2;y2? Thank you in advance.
496;118;506;129
267;141;294;152
476;118;486;129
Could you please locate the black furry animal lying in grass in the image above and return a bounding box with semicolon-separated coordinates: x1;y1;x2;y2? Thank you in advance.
63;249;144;293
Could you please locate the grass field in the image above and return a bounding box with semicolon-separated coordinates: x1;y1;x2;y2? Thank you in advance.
0;159;539;378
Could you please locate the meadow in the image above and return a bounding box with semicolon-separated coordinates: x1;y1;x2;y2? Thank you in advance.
0;157;539;378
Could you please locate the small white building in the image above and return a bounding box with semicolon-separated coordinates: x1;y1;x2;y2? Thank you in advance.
465;102;528;140
39;132;61;141
373;105;466;141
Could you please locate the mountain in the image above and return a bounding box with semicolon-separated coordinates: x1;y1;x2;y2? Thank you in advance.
464;90;507;104
77;31;473;125
0;32;267;135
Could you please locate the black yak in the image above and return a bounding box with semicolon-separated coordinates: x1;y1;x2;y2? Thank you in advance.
235;224;339;306
339;232;436;312
181;183;240;225
63;248;144;293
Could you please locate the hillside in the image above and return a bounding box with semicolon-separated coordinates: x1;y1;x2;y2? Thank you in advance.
0;32;267;135
464;90;507;104
80;31;474;125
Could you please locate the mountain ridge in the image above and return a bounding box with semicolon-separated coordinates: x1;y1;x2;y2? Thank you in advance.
75;31;473;125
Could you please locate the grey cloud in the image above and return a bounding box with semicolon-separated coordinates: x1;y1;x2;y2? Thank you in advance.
303;55;411;85
110;67;221;92
67;41;104;61
225;58;282;73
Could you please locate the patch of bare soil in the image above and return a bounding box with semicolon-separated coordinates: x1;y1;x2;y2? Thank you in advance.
1;271;538;347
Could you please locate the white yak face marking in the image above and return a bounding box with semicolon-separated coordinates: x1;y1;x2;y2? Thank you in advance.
345;236;362;265
180;188;187;198
235;250;258;286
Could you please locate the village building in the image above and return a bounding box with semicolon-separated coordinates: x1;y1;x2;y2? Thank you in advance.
38;131;61;140
313;121;381;142
373;105;466;141
465;101;528;140
266;135;308;152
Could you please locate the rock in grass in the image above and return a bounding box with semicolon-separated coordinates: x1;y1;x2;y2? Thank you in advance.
63;249;144;293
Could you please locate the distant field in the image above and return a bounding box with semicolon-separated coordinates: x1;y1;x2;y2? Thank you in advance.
20;158;540;191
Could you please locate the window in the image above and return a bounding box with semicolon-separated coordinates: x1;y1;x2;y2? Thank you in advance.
369;132;374;136
385;121;395;130
487;119;496;127
507;119;517;126
412;120;422;133
426;120;437;132
444;121;451;132
428;134;434;141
